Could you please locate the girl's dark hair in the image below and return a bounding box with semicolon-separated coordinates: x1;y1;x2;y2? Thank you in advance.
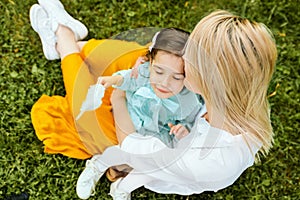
149;28;190;60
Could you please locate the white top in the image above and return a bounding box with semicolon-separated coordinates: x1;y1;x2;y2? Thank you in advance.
120;106;261;195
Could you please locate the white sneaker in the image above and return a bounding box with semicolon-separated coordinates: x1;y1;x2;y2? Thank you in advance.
76;157;104;199
29;4;59;60
109;178;131;200
38;0;88;41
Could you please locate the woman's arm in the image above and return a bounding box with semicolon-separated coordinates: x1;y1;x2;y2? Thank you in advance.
111;89;136;144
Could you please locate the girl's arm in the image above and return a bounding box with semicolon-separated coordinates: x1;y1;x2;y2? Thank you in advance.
97;75;123;88
111;89;136;144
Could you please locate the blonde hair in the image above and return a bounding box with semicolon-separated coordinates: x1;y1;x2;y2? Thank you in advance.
185;10;277;156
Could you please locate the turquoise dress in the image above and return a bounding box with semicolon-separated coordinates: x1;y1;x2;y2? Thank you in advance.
113;62;203;148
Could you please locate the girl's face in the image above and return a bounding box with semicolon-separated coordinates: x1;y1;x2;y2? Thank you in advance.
150;51;185;99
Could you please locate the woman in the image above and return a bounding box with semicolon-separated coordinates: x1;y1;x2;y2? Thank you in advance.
75;10;277;199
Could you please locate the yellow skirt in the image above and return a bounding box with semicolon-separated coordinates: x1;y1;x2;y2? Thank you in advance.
31;39;148;159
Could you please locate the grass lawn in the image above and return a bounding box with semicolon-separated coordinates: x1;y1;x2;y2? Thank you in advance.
0;0;299;199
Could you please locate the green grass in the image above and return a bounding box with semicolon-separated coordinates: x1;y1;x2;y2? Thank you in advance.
0;0;299;199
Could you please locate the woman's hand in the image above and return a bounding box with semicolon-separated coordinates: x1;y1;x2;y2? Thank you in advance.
168;123;189;140
97;75;123;88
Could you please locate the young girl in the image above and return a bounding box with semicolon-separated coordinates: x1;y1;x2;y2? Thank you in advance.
76;28;203;199
100;28;202;146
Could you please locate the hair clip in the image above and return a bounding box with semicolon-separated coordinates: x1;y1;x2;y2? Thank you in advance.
148;31;160;52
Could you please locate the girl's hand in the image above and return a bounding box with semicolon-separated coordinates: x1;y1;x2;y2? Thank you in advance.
97;75;123;88
168;123;189;140
130;56;148;78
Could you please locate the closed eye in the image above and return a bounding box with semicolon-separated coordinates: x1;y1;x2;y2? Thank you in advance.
155;70;163;75
173;75;185;81
153;65;164;74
